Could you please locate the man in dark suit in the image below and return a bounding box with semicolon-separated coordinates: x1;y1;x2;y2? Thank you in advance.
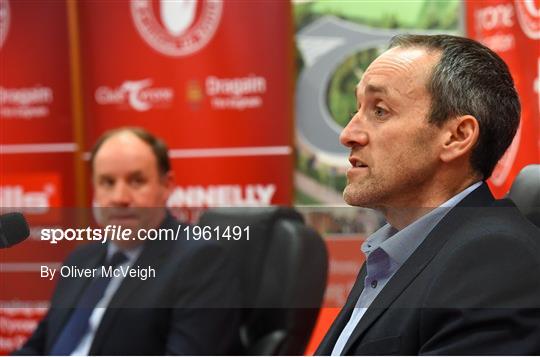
316;34;540;355
15;127;240;355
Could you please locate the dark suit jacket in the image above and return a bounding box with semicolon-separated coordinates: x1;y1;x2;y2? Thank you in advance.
14;214;241;355
316;183;540;355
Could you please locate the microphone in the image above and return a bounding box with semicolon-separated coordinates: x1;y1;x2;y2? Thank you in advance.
0;212;30;248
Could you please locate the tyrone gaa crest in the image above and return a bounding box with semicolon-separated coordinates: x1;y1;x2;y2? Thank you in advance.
131;0;222;57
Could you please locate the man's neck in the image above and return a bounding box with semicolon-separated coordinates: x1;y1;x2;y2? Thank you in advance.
381;177;481;230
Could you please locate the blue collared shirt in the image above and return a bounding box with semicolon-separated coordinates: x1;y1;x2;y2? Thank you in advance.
331;182;482;356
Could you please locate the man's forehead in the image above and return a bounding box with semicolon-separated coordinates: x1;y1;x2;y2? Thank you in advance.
94;133;157;173
355;83;388;96
356;46;439;96
95;164;148;176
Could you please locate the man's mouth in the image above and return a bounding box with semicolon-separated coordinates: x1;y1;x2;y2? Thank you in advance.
107;210;139;222
349;158;368;168
109;215;137;219
347;157;369;179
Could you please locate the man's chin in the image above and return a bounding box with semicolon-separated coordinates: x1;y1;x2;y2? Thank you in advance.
343;186;376;208
103;218;140;231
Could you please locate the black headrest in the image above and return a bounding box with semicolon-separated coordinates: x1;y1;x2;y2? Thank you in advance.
198;207;328;355
198;207;305;306
507;164;540;228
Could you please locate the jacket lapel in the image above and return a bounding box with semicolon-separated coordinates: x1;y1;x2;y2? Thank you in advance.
47;246;106;351
341;183;495;354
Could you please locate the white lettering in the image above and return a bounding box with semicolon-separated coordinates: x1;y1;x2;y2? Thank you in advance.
101;265;155;280
479;33;515;52
167;184;276;207
94;79;174;111
476;4;514;32
0;86;53;106
206;75;266;96
211;96;262;110
0;185;51;213
95;86;124;104
40;266;56;281
60;266;97;278
0;86;53;119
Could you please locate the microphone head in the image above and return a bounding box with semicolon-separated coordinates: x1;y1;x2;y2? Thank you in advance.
0;212;30;248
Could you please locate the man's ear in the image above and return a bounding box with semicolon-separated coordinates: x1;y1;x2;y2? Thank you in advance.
161;170;175;200
439;115;479;163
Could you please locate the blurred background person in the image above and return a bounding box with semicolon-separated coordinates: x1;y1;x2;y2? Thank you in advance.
14;127;241;355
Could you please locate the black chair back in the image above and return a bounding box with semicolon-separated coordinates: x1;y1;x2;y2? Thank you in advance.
507;164;540;228
198;207;328;355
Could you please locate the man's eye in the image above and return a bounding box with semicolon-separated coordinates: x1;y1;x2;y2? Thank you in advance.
130;177;146;187
374;107;388;118
100;179;114;188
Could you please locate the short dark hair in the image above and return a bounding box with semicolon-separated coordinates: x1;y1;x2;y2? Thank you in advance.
90;127;171;176
389;34;520;179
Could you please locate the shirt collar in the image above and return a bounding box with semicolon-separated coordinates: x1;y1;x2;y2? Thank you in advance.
362;181;482;266
104;211;173;263
107;242;143;264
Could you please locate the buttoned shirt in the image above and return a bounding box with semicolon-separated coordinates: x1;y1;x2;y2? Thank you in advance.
331;182;482;355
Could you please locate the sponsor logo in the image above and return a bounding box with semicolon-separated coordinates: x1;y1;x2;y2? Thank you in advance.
205;74;267;111
185;80;204;109
474;4;515;52
0;174;61;215
167;184;276;207
95;79;174;112
0;86;54;119
475;4;514;32
515;0;539;39
131;0;222;57
0;0;9;50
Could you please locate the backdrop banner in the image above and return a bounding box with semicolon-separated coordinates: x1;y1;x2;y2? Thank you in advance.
78;0;294;207
1;1;294;354
0;0;76;354
466;0;540;197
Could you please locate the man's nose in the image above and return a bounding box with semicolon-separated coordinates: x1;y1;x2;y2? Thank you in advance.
111;182;132;206
339;113;369;148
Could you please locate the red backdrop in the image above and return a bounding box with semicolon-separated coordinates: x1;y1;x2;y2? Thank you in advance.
0;0;294;354
78;0;294;208
0;1;77;353
466;0;540;197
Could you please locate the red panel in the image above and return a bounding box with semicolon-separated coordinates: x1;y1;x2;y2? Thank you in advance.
466;0;540;197
0;1;75;353
0;0;73;144
78;0;294;205
306;237;366;355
